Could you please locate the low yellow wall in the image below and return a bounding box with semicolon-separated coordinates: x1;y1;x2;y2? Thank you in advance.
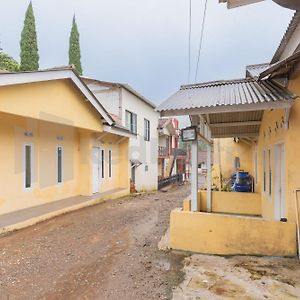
170;209;297;256
199;191;261;216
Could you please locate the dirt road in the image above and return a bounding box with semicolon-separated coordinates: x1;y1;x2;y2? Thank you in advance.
0;184;190;300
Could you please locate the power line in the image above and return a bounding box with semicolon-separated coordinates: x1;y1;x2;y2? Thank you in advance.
188;0;192;83
194;0;208;83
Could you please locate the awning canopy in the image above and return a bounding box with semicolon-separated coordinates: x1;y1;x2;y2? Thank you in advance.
157;78;297;139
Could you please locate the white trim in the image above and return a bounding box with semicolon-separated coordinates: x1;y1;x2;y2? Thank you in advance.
56;145;64;185
0;70;114;125
23;143;34;191
274;143;286;221
103;125;135;139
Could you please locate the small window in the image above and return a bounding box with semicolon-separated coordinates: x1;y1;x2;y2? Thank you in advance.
108;150;112;178
101;150;105;179
263;150;266;193
234;157;240;170
125;110;137;134
25;144;33;189
57;146;63;184
144;119;150;141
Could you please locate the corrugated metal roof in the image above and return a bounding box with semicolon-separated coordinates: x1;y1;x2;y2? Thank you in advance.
157;78;296;113
271;11;300;64
259;51;300;80
246;63;270;79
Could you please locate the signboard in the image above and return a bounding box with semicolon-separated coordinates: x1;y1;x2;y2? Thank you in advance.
182;126;197;142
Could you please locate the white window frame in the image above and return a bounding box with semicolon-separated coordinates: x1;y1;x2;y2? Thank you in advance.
108;149;112;179
268;147;272;199
24;143;34;191
125;110;137;134
56;145;64;185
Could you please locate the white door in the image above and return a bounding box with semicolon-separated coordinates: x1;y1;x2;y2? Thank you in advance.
92;147;101;194
274;144;285;220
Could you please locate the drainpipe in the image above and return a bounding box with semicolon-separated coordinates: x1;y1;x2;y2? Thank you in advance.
294;189;300;259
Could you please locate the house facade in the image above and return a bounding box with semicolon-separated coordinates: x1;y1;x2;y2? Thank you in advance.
157;10;300;257
83;78;159;192
0;69;131;217
158;118;189;182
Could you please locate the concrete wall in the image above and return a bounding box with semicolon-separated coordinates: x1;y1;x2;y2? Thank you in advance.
170;209;297;256
183;191;261;216
0;80;103;132
0;80;130;215
213;138;253;189
121;88;159;191
253;73;300;225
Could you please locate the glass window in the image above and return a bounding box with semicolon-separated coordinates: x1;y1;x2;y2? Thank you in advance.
125;110;137;134
108;150;112;178
57;146;63;184
101;150;105;178
144;119;150;141
25;145;32;189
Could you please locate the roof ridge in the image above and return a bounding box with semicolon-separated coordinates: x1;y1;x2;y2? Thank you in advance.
181;78;254;89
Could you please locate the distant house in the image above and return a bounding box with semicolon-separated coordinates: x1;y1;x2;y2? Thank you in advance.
82;78;159;192
158;118;190;185
0;68;131;218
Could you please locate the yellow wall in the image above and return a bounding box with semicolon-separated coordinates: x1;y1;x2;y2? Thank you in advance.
253;74;300;224
0;80;103;132
92;133;130;193
199;191;261;215
213;138;253;189
170;209;296;256
183;191;261;216
0;80;130;215
0;113;81;214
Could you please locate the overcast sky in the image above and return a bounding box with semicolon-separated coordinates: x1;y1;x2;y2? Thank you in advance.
0;0;294;108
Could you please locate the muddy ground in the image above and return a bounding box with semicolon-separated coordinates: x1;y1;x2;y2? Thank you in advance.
173;254;300;300
1;183;300;300
0;183;190;300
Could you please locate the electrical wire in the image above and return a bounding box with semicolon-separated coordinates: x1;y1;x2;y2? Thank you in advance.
188;0;192;83
194;0;208;83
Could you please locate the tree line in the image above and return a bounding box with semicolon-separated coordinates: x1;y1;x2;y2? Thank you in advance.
0;2;83;75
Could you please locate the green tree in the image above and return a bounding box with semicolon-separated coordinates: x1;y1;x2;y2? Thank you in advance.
20;2;39;71
0;51;19;72
69;15;83;75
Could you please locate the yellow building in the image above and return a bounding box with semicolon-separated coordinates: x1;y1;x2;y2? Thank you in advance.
0;68;131;218
157;12;300;257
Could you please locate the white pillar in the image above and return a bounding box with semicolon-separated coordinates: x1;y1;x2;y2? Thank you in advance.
191;138;199;212
207;142;212;212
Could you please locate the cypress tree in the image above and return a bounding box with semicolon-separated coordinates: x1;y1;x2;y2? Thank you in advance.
20;2;39;71
69;15;83;75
